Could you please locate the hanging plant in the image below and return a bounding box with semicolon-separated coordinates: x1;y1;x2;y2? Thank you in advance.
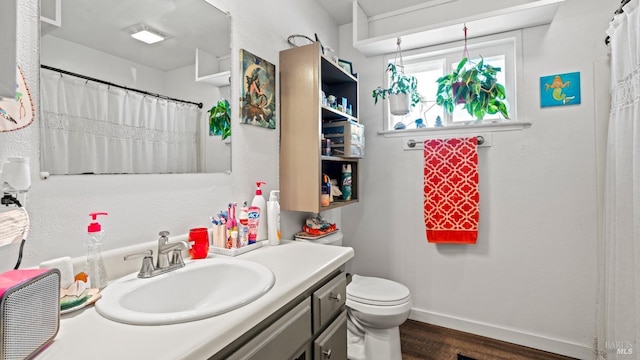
435;57;509;120
208;99;231;140
435;25;509;120
371;38;421;116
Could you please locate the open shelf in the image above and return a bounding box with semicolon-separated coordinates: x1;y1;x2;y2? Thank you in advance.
196;71;230;87
353;0;566;56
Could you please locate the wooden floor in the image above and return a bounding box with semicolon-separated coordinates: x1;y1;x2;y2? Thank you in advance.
400;320;578;360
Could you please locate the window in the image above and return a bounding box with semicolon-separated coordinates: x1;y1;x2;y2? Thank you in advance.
383;32;520;131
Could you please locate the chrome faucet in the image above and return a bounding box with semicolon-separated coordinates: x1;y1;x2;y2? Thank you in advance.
124;231;191;278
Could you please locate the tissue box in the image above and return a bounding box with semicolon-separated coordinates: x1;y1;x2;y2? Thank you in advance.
322;120;364;158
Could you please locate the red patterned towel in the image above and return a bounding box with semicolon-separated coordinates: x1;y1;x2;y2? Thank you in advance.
423;137;479;244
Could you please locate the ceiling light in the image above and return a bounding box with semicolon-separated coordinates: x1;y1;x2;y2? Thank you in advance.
125;24;168;45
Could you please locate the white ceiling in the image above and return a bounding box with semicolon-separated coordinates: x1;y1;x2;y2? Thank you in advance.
43;0;230;72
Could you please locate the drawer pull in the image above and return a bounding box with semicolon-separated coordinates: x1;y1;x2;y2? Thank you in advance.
323;349;332;358
330;293;342;302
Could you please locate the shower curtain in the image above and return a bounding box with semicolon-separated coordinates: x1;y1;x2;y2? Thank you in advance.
598;1;640;358
40;68;200;174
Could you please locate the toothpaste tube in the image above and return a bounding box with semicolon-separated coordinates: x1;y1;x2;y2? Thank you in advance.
247;206;260;244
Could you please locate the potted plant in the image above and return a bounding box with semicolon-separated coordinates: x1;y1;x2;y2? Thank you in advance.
208;99;231;140
436;57;509;120
372;62;421;116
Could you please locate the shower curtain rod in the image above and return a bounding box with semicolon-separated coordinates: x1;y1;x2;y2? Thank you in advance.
605;0;632;45
40;65;204;109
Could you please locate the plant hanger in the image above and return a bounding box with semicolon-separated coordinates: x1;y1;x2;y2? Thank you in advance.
461;24;471;63
393;37;406;74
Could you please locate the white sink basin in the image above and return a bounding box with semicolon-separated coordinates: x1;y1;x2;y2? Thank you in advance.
95;257;275;325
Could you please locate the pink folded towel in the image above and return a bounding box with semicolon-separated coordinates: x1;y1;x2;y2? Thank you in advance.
423;137;479;244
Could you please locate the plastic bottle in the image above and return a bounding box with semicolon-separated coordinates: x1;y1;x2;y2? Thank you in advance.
251;181;267;241
341;164;352;201
85;212;109;290
267;190;281;246
238;201;249;247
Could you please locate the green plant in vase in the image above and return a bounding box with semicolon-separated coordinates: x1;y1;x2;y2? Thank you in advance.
372;62;421;116
435;57;509;120
208;99;231;140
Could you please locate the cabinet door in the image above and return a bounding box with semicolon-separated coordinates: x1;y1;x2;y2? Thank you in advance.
228;298;312;360
313;272;346;332
314;310;347;360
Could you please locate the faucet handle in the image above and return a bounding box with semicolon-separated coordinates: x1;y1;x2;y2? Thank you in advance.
169;249;185;267
124;250;155;278
123;249;153;260
159;230;170;237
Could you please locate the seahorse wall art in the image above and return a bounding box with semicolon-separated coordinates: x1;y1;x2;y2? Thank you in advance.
240;49;276;130
540;71;581;108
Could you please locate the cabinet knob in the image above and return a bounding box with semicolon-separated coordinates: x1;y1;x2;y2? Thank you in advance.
330;293;342;302
323;349;332;359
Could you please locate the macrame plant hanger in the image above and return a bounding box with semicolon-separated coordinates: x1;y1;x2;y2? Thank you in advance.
462;24;471;61
393;37;405;74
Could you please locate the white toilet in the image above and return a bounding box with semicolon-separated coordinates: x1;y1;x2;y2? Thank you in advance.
296;232;412;360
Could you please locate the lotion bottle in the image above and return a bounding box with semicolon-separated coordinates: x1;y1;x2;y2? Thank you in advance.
267;190;280;245
251;181;267;241
85;212;109;290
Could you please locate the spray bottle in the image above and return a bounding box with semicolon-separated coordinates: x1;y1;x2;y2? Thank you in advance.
341;164;352;201
251;181;267;241
86;212;109;289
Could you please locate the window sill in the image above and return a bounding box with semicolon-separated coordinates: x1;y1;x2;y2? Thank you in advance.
377;121;531;138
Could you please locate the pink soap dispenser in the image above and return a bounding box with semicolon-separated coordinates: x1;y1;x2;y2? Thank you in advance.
86;212;109;290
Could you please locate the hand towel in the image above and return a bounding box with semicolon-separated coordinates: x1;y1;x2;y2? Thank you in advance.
423;137;479;244
0;208;29;248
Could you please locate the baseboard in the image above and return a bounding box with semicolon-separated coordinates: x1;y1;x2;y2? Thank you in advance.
409;308;594;360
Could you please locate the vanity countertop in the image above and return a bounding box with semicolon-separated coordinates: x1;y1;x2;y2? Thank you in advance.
34;241;354;360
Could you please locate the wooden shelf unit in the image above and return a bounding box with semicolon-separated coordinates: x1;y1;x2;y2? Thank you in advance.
279;42;361;213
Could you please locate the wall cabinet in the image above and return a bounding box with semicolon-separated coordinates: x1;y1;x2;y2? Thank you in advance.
280;43;361;213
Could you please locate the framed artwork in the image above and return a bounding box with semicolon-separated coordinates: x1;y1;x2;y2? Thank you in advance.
540;72;581;108
240;49;276;129
338;59;353;75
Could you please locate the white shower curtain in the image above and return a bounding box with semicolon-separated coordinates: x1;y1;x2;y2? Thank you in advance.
598;1;640;358
40;68;200;174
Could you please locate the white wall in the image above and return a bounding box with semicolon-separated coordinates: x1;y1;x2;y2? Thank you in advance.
0;0;338;269
340;0;610;358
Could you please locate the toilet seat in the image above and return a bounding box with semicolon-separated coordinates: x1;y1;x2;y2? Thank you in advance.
347;275;411;306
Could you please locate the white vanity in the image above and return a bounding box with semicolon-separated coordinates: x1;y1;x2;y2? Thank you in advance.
33;241;353;360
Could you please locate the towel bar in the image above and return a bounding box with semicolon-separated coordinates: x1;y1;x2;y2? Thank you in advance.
406;135;486;149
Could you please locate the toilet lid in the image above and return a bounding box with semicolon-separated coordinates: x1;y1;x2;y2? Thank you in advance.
347;275;410;306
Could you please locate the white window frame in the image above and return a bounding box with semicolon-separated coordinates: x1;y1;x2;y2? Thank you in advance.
382;30;522;131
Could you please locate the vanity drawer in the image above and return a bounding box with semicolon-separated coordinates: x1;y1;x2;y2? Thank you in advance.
314;310;347;360
312;272;346;332
227;298;312;360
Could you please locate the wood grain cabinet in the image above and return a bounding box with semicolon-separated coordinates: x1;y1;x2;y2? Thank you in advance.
280;43;361;213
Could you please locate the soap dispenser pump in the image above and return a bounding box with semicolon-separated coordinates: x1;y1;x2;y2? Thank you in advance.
85;212;109;290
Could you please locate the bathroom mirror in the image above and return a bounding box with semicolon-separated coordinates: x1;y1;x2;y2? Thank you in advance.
40;0;231;174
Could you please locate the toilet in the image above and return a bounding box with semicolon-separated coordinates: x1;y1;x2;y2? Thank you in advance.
295;232;412;360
